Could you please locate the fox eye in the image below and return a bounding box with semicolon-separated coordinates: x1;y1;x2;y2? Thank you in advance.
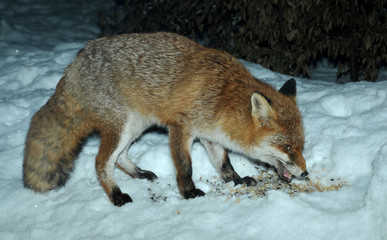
284;145;293;152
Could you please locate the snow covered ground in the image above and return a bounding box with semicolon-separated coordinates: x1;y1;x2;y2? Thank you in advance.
0;1;386;239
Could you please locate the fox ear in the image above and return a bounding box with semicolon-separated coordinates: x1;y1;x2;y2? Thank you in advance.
251;92;273;120
279;78;296;97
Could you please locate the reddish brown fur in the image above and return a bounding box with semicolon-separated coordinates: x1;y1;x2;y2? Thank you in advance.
24;32;306;206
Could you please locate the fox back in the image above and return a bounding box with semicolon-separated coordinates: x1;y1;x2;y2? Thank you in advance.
24;32;307;206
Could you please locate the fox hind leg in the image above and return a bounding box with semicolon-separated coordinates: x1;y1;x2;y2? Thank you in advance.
116;148;158;181
96;112;158;206
201;139;257;186
116;114;157;181
95;130;132;206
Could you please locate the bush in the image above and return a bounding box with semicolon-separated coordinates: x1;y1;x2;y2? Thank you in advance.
99;0;387;82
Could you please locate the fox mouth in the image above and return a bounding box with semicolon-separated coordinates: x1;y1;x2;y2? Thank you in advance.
277;162;292;182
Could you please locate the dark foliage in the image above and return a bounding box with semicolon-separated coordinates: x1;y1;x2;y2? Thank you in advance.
99;0;387;82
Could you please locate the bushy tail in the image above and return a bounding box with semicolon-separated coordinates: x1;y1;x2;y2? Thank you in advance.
23;92;92;192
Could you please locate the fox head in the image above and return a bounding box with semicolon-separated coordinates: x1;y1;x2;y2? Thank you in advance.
248;78;307;182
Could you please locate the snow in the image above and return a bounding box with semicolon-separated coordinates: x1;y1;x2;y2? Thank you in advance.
0;1;386;239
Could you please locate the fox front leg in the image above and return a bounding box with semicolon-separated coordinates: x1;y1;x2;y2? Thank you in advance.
201;140;257;186
169;125;205;199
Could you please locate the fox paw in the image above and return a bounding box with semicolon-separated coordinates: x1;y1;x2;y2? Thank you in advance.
233;176;257;186
138;170;158;181
183;189;205;199
111;188;132;207
241;176;257;186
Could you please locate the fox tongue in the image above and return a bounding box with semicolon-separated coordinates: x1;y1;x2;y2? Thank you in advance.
282;170;292;182
278;164;292;182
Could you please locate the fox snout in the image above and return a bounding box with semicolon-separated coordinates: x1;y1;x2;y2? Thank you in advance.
251;142;308;183
276;161;308;182
301;170;308;178
267;147;308;182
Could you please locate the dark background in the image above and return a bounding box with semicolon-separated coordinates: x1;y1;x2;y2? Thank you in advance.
98;0;387;83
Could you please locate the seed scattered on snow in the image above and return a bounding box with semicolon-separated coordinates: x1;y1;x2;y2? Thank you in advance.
147;169;347;202
206;169;347;200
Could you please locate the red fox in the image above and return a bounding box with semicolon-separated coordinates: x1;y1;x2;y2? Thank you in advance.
23;32;307;206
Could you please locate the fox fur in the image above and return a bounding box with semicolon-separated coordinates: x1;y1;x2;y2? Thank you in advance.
24;32;307;206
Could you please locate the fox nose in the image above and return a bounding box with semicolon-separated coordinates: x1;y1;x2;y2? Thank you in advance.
301;171;308;178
